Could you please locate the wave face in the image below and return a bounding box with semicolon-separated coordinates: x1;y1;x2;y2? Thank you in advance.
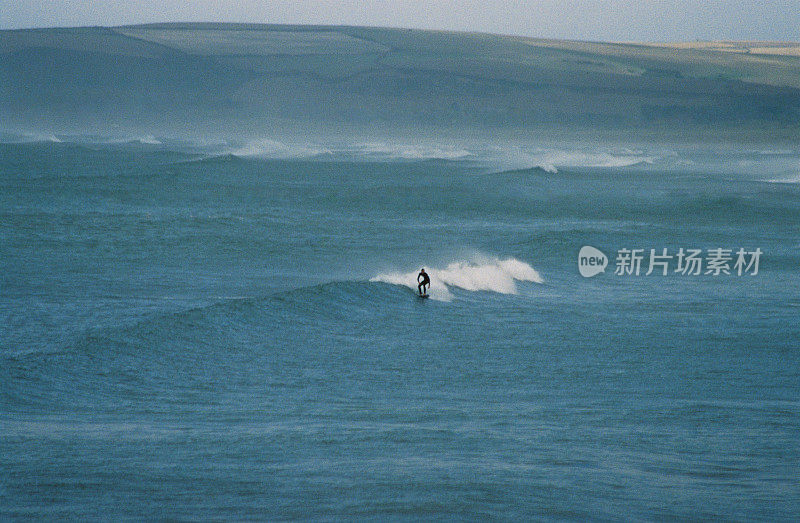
2;133;800;518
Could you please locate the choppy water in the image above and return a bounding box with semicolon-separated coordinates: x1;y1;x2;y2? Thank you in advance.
2;137;799;519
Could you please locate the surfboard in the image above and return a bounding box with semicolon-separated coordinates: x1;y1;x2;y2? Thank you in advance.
418;293;429;299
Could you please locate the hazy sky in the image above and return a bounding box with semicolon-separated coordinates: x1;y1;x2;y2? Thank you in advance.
1;0;799;42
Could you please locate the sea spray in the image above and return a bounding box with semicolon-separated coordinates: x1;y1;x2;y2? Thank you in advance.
230;139;332;159
371;257;543;301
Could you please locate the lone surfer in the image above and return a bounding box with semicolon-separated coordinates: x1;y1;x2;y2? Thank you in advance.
417;268;430;296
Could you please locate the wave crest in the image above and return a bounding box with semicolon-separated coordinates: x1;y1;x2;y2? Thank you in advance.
230;139;331;159
0;132;62;143
353;142;472;160
503;149;656;173
227;139;473;161
371;257;543;301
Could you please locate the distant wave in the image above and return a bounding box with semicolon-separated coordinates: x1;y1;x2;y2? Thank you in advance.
223;140;659;168
371;257;543;301
351;142;473;161
174;153;245;165
103;134;163;145
226;139;473;161
0;132;170;146
229;139;332;159
0;133;700;175
0;133;662;170
0;132;62;144
500;149;656;174
764;174;800;184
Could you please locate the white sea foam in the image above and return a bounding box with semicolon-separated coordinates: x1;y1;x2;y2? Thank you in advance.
134;134;162;145
503;149;656;173
763;158;800;183
230;139;331;159
1;132;63;143
227;140;653;167
371;257;543;301
765;174;800;184
354;142;473;160
100;134;163;145
228;139;471;161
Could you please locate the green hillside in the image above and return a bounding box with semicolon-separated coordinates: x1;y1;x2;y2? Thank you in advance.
1;23;798;139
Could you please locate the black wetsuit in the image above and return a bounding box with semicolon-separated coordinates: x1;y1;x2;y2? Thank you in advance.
417;271;430;295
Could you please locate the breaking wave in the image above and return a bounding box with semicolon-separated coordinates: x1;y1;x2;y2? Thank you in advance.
229;139;332;159
223;139;659;169
0;131;62;143
371;257;543;301
108;134;162;145
0;132;665;171
499;148;657;173
227;139;472;161
764;173;800;184
351;142;473;160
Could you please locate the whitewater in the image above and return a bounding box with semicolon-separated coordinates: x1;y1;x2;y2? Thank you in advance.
372;257;543;301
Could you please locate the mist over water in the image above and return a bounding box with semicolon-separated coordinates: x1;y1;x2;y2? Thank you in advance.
2;23;800;520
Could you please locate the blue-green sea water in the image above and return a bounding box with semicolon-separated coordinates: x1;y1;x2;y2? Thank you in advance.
1;138;799;519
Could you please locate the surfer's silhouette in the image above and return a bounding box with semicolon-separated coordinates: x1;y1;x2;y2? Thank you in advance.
417;268;430;296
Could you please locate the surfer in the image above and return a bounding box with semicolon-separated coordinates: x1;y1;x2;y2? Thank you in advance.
417;268;430;296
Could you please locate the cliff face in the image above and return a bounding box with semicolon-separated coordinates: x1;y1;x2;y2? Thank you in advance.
2;24;799;138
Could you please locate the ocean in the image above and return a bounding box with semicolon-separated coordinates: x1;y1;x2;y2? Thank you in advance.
1;136;798;519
